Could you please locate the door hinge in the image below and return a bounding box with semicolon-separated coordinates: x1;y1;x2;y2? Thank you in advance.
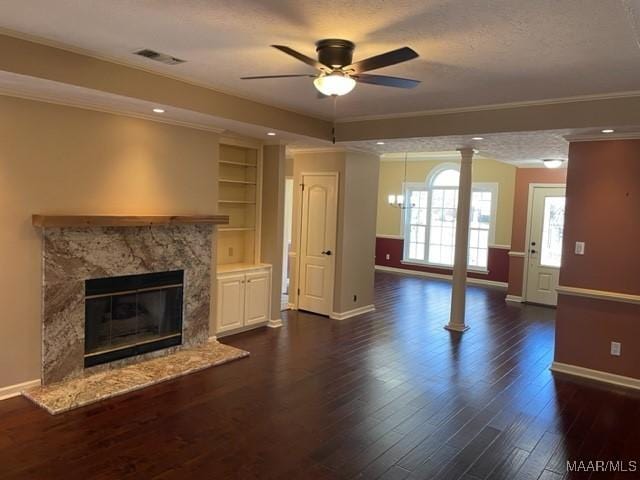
297;288;301;296
301;183;305;191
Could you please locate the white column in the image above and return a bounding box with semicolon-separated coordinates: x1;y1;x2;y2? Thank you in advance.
445;147;474;332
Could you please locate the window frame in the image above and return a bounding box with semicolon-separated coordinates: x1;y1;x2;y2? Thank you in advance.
401;164;498;272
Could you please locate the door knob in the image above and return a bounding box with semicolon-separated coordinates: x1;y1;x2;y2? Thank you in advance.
321;250;332;256
530;249;537;254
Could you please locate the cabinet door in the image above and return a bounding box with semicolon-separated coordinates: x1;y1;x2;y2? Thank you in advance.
216;273;245;333
244;271;270;325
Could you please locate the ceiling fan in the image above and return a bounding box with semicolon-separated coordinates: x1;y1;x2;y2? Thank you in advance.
241;39;420;97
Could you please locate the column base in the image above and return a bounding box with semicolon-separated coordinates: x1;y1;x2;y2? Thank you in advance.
444;323;470;333
267;319;283;328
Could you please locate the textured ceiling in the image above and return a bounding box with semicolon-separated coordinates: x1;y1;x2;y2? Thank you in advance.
1;0;640;119
342;127;640;164
343;131;570;165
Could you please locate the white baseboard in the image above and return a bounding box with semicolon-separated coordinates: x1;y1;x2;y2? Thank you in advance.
267;318;283;328
0;379;41;401
551;362;640;391
287;303;296;310
375;265;508;290
505;294;523;303
330;304;375;320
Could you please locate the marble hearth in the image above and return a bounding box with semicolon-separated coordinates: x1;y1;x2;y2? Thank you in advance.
34;215;228;385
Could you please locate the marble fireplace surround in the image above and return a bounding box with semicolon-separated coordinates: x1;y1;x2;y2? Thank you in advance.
33;215;228;385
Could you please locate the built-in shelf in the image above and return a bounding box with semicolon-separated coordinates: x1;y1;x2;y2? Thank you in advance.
219;160;257;168
32;215;229;228
218;226;256;232
218;200;256;205
219;179;257;185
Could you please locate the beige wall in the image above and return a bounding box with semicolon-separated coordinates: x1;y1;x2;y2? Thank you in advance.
0;95;219;388
337;151;379;311
290;150;379;314
377;158;516;246
261;145;286;321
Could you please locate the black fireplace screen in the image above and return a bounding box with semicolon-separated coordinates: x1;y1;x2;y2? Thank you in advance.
84;270;184;367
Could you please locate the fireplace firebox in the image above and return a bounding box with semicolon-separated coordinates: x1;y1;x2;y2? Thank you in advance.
84;270;184;367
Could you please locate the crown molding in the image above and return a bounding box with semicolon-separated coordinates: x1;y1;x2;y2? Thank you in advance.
563;132;640;142
0;88;227;134
337;91;640;123
380;151;489;162
288;145;372;155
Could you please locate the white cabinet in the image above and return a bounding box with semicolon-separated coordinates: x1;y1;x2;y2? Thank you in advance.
244;271;270;325
216;273;245;332
216;265;271;335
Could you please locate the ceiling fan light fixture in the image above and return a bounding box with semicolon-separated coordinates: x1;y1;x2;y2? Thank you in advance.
313;72;356;96
543;159;564;169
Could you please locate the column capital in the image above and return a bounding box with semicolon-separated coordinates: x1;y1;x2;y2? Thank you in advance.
457;147;475;162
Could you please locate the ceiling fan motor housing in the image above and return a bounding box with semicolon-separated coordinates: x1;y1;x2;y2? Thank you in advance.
315;39;355;69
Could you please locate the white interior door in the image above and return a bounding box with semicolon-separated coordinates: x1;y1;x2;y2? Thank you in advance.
525;186;566;305
298;173;338;316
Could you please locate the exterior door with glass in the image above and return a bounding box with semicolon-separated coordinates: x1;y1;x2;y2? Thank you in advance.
525;186;566;305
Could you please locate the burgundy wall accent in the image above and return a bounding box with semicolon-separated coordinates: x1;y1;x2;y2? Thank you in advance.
507;168;567;296
375;236;509;283
555;139;640;379
556;296;640;379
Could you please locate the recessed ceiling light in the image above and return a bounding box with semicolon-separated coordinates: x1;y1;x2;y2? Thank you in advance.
152;108;165;113
267;132;277;136
472;137;484;141
543;159;565;169
601;129;615;133
376;141;385;145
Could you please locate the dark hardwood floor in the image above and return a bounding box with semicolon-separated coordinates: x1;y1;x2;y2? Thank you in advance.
1;272;639;479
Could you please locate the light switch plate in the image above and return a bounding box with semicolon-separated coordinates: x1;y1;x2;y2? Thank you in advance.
575;241;585;255
385;254;390;260
611;341;621;356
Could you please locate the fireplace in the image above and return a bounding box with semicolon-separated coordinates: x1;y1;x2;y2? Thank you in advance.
84;270;184;367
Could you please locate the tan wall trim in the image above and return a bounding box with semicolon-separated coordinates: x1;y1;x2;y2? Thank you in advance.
0;379;41;401
377;234;404;240
556;285;640;305
376;265;507;289
551;362;640;391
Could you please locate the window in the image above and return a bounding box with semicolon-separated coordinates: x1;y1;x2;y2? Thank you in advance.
540;196;565;267
403;165;497;270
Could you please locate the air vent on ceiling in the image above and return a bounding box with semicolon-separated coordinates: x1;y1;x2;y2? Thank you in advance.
133;49;186;65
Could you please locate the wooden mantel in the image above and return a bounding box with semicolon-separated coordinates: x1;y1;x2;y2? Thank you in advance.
32;214;229;228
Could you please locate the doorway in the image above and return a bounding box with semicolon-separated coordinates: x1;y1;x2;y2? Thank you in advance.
297;173;338;316
524;185;566;305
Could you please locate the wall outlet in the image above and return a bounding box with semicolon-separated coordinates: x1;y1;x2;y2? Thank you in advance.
228;247;234;257
611;341;621;356
575;241;585;255
385;253;390;260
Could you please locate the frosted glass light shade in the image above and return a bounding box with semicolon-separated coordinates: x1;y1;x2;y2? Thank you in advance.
313;73;356;96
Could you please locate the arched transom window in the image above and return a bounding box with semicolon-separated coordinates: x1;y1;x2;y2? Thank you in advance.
403;165;497;270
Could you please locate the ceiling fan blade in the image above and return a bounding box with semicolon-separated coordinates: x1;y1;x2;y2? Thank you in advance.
354;74;420;89
241;74;315;80
343;47;418;74
271;45;331;72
